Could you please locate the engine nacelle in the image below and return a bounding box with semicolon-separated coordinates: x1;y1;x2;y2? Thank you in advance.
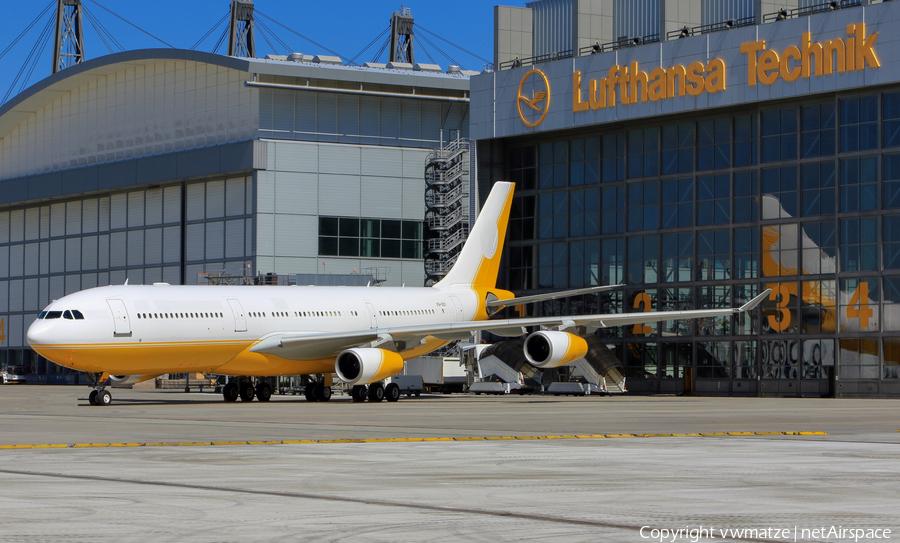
335;348;405;386
523;331;589;368
108;374;154;386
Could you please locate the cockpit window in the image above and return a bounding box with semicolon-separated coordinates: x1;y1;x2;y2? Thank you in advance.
38;311;47;319
63;310;74;320
72;310;84;320
45;311;63;319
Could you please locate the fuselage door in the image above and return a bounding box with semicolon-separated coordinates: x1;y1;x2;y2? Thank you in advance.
106;299;132;337
449;295;464;322
365;302;377;329
227;298;247;332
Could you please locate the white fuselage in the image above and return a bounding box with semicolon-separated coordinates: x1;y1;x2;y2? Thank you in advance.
26;283;479;377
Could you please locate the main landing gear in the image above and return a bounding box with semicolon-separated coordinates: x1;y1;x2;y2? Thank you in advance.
86;373;112;406
304;381;332;402
222;377;273;403
351;382;400;403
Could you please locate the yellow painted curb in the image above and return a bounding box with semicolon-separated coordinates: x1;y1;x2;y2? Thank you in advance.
0;430;829;451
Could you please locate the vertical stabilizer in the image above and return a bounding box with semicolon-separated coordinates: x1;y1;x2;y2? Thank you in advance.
433;182;515;289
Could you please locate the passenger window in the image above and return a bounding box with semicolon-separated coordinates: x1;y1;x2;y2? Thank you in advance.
63;310;73;320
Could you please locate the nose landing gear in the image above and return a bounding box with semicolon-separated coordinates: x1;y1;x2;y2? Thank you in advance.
86;373;112;406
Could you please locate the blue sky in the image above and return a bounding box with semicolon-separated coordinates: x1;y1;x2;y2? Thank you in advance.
0;0;497;105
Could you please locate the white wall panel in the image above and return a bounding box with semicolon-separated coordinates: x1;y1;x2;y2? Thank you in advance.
402;177;425;219
9;279;23;312
82;198;98;233
25;208;39;240
361;147;402;178
24;278;38;311
39;206;49;238
245;218;253;258
49;203;64;237
0;281;7;312
205;221;224;260
98;235;109;269
109;232;126;267
9;244;24;277
0;211;8;243
421;101;442;147
145;188;163;225
359;96;380;145
163;186;181;224
225;177;245;216
81;273;97;290
145;228;162;265
274;142;318;173
144;267;162;284
206;180;225;218
186;183;205;221
380;98;400;144
110;194;127;229
401;149;428;179
361;177;402;218
98;197;110;232
274;214;316;257
318;174;360;216
39;242;49;274
185;223;204;261
9;209;24;242
255;214;274;256
109;270;126;286
294;92;316;138
127;191;145;227
275;171;317;215
163;226;180;263
337;95;359;144
400;101;421;145
0;246;7;278
256;170;275;213
125;270;142;286
66;201;82;235
126;230;143;267
39;277;48;309
97;272;109;287
65;274;81;295
317;93;338;142
81;236;97;270
24;243;39;276
65;238;81;271
225;219;245;258
8;315;22;347
162;266;180;285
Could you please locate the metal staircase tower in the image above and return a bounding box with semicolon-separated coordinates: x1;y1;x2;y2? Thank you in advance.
389;6;415;64
424;133;471;286
228;0;256;58
52;0;85;74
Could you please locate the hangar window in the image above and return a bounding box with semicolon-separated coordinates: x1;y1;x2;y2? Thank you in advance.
508;146;537;190
887;217;900;270
761;108;798;162
734;227;759;280
539;141;568;188
627;181;658;232
570;189;599;237
628;128;659;179
601;133;625;181
319;217;423;259
697;175;728;226
839;96;878;152
801;103;836;158
662;177;694;228
662;123;694;174
733;171;758;223
801;162;836;216
539;192;568;239
698;118;731;170
627;235;658;284
733;114;758;167
660;233;693;283
840;217;879;272
600;186;624;234
698;230;730;281
762;166;798;218
570;137;600;185
839;156;878;212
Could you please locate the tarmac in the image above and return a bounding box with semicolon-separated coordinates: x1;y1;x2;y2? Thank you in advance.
0;386;898;542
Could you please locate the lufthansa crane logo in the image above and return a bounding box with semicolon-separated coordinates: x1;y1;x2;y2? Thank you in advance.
517;69;550;127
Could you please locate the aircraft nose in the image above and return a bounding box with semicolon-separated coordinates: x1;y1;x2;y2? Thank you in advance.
26;320;50;346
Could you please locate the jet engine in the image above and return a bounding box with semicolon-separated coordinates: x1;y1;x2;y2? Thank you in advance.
108;374;155;386
523;331;589;368
335;348;405;386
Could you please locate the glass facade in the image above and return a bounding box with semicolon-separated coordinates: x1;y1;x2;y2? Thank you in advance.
497;91;900;397
0;176;254;383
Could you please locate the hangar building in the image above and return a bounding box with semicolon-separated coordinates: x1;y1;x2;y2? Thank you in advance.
0;49;472;383
474;0;900;397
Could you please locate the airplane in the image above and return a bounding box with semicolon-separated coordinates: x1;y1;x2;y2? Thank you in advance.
26;181;770;406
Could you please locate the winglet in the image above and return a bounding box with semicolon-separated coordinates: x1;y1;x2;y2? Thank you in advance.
738;289;771;313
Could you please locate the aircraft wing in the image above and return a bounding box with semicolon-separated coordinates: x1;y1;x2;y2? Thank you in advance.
249;290;770;361
486;284;624;308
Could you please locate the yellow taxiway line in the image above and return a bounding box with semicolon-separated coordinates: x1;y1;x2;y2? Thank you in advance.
0;431;828;450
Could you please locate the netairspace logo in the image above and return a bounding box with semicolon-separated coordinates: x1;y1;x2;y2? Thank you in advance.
640;525;892;543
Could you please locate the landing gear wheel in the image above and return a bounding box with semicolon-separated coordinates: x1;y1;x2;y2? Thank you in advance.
351;385;368;402
97;389;112;406
256;382;272;402
304;384;318;402
223;381;239;402
88;390;99;406
315;384;332;402
239;383;255;402
367;383;384;402
385;383;400;402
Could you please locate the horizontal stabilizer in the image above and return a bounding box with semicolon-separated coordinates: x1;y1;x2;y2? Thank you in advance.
486;284;624;308
738;289;771;313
